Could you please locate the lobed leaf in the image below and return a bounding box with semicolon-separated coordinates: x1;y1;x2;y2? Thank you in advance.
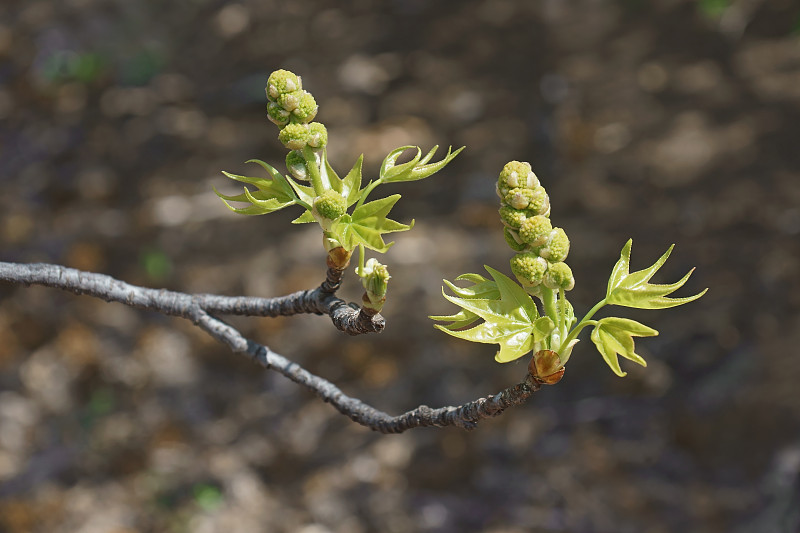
590;317;658;377
606;239;708;309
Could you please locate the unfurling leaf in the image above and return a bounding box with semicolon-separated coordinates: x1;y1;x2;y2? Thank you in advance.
431;266;542;363
329;194;412;253
380;145;464;184
590;317;658;377
606;239;707;309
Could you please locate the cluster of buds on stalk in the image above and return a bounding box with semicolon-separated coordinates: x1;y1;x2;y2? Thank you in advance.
357;258;391;315
498;161;575;293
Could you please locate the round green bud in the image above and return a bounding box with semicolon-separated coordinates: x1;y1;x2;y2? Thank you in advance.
510;253;548;287
307;122;328;148
539;227;570;262
286;151;308;180
499;205;527;229
267;101;291;127
526;186;550;216
504;228;527;252
498;161;539;197
290;91;318;123
278;123;309;150
313;190;347;220
543;261;575;291
278;90;302;112
504;187;537;210
518;215;552;246
266;69;302;101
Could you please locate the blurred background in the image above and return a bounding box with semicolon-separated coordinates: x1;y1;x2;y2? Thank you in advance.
1;0;799;532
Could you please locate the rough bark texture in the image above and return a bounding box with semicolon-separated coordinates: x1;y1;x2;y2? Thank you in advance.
0;261;536;433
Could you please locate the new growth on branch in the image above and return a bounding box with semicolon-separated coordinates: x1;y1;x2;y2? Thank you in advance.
0;69;707;433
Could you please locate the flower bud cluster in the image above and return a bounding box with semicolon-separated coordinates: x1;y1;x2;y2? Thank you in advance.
499;161;574;291
265;69;328;178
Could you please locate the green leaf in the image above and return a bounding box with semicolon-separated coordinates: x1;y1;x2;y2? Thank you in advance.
217;159;306;214
329;194;412;253
342;154;364;207
380;145;415;179
291;210;316;224
320;149;344;195
284;174;315;207
590;317;658;377
606;239;708;309
431;266;540;363
381;145;464;184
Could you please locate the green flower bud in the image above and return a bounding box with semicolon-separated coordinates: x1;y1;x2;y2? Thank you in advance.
504;227;527;251
290;91;318;123
539;227;570;262
510;253;548;287
518;215;552;246
358;258;391;313
313;190;346;220
504;187;536;210
543;261;575;291
499;205;527;229
307;122;328;148
266;69;302;101
278;90;302;112
267;101;291;127
286;151;308;180
526;186;550;216
498;160;539;197
278;123;309;150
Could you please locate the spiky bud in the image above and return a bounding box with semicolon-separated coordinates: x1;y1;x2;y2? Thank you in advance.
539;227;570;262
510;253;548;287
267;101;291;127
499;205;527;229
266;70;302;101
543;261;575;291
307;122;328;148
290;91;318;123
498;161;539;197
278;123;309;150
504;227;527;251
286;151;308;180
313;190;346;220
519;215;552;246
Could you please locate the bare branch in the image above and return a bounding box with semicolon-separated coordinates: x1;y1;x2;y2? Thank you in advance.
0;262;383;335
0;261;538;433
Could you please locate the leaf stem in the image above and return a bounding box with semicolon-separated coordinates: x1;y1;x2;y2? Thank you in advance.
355;178;383;210
358;244;365;277
561;298;607;350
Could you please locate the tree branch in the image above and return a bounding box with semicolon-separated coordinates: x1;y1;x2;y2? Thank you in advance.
0;261;539;433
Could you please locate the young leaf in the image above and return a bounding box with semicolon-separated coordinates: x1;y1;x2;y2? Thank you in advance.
590;317;658;377
329;194;412;252
606;239;707;309
382;145;465;184
291;211;316;224
430;276;499;331
432;266;543;363
342;154;364;207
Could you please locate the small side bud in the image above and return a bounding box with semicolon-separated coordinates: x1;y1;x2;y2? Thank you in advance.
307;122;328;148
503;228;527;251
267;69;302;101
539;227;570;263
278;123;310;150
543;261;575;291
358;258;391;314
519;215;552;246
499;205;527;229
267;101;291;127
528;349;565;385
286;151;308;180
313;190;347;220
290;91;318;123
510;253;548;287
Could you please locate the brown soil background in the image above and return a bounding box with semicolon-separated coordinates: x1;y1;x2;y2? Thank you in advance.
1;1;799;532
